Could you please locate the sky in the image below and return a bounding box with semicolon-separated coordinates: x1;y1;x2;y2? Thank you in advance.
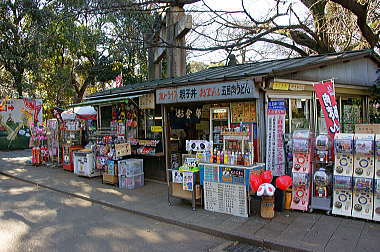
183;0;309;64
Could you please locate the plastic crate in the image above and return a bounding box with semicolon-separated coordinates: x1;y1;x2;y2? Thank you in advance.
119;173;144;190
118;159;143;176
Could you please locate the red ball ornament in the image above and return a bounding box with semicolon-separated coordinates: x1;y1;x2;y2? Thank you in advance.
249;173;263;192
261;170;273;183
275;176;292;190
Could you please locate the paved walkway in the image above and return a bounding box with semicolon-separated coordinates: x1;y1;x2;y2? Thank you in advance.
1;150;380;252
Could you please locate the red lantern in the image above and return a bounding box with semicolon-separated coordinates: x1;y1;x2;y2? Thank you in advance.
261;170;273;183
275;176;292;190
249;173;263;192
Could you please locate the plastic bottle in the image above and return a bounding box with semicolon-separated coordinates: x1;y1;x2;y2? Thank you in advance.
216;151;220;164
224;151;228;164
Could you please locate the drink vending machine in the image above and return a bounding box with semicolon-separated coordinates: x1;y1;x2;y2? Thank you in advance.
334;133;354;176
373;179;380;221
354;134;375;178
352;177;373;220
332;175;353;217
310;134;332;214
375;134;380;179
291;130;313;211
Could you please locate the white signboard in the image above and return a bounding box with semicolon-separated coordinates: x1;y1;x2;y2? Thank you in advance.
156;79;259;104
266;101;286;176
204;181;248;217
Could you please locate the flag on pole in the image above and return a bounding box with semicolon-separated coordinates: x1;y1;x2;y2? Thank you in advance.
313;79;340;139
115;73;123;88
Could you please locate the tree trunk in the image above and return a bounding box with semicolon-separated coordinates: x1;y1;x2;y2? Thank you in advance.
13;70;24;98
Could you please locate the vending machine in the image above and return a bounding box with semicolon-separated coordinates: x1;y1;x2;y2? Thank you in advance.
332;175;353;217
375;134;380;179
334;133;354;176
291;172;311;211
310;134;333;213
292;130;313;173
354;134;375;178
373;179;380;221
352;177;373;220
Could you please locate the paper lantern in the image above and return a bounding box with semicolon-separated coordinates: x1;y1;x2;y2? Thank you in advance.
275;176;292;191
261;170;273;183
249;173;262;192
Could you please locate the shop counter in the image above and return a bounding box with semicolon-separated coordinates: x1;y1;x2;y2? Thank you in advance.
198;162;265;217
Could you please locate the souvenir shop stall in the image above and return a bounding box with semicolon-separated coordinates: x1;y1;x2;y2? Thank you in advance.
156;80;288;217
93;96;161;188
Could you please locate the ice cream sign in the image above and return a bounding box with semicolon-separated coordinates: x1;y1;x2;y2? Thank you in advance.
156;79;259;104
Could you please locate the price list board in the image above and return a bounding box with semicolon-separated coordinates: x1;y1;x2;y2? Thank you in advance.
204;164;219;182
204;181;248;217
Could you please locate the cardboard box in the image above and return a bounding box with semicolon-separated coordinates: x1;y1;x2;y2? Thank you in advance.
103;174;118;185
355;124;380;134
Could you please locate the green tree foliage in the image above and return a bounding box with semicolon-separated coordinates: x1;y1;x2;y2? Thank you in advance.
0;0;53;97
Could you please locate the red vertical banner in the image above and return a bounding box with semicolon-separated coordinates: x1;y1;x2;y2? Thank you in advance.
313;80;340;139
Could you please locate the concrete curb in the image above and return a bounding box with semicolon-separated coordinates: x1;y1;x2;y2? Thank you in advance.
0;171;311;252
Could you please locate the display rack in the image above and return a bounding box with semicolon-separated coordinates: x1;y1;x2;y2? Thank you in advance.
210;107;230;150
62;119;82;171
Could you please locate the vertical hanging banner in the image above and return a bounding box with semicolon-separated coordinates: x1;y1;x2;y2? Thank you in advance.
266;101;286;176
313;80;340;139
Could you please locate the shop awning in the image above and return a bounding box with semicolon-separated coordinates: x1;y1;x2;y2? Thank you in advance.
70;94;144;107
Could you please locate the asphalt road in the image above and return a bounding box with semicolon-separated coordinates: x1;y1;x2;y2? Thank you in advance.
0;175;270;252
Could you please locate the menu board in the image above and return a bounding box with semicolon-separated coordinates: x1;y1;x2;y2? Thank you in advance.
204;164;219;182
231;101;256;123
220;167;245;185
204;181;248;217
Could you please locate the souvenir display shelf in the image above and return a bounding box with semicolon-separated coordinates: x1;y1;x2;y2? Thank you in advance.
62;119;82;171
210;107;230;150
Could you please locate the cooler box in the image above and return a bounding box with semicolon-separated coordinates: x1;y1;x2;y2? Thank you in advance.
73;151;100;177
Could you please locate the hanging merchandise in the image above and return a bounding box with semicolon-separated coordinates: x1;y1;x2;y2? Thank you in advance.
30;122;48;166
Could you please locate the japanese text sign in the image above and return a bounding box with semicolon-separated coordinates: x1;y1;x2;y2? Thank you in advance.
313;80;340;139
156;80;258;104
266;101;286;176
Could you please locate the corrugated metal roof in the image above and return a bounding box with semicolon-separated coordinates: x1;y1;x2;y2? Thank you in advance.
88;49;379;99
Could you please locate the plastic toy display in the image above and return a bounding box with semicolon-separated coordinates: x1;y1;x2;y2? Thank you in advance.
291;130;313;211
315;134;330;163
373;179;380;221
334;133;354;176
292;130;313;173
332;175;353;217
310;134;333;214
290;172;310;211
352;177;373;220
354;134;375;178
374;135;380;179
